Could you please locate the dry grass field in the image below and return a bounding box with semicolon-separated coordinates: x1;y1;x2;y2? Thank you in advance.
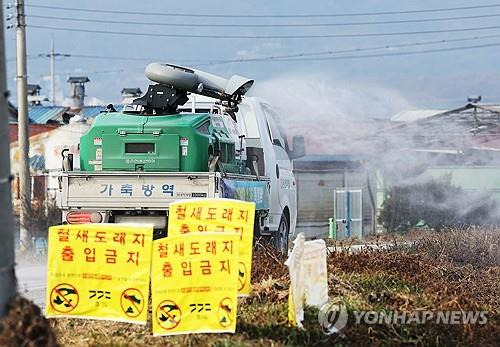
1;228;499;346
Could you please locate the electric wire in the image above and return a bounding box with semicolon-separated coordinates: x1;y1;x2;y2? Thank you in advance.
240;41;500;64
25;12;500;27
24;3;500;18
65;42;500;67
197;33;500;64
19;33;500;65
27;24;500;39
14;40;499;76
42;32;500;64
17;4;500;71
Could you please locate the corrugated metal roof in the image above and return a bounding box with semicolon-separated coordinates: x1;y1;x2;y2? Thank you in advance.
392;104;500;124
28;104;129;123
476;104;500;113
293;154;365;162
391;110;445;122
28;106;67;124
293;154;366;171
81;106;106;119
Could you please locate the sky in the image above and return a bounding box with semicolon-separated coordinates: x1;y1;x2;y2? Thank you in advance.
4;0;500;117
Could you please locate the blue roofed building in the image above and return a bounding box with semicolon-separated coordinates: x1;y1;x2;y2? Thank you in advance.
28;106;70;124
80;105;107;120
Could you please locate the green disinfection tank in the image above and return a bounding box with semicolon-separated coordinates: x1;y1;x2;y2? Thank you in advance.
79;111;238;173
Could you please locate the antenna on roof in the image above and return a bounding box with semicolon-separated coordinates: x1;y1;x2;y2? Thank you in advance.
467;95;481;103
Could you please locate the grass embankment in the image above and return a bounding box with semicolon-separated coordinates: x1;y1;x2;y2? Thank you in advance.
1;228;499;346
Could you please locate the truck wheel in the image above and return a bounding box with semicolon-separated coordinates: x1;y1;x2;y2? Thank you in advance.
275;214;289;254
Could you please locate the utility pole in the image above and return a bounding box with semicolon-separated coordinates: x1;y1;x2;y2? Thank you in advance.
50;37;55;105
16;0;31;251
38;38;70;106
0;0;18;317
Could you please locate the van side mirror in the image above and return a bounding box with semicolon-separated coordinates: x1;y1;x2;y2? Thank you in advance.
273;138;283;147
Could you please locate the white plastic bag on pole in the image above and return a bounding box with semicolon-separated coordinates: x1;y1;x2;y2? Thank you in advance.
303;239;328;308
285;233;305;328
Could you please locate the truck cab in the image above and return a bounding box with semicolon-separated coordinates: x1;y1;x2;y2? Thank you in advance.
234;98;296;251
180;95;297;251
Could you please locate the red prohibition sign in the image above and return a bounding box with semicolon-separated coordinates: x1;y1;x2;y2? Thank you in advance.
218;297;234;327
120;288;145;318
156;300;182;330
50;283;79;313
238;262;247;291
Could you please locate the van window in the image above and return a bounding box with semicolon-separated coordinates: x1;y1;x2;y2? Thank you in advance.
261;104;288;150
236;104;260;138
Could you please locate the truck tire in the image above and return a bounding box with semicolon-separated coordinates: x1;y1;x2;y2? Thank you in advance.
275;214;289;254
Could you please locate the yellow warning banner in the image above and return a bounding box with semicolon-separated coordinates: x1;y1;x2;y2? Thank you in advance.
151;233;240;335
45;224;153;324
168;198;256;295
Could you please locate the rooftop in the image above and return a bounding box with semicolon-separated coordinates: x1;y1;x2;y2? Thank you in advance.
67;76;90;83
9;123;59;143
391;109;445;122
28;106;68;124
80;105;107;119
293;154;366;171
121;88;142;95
27;84;41;95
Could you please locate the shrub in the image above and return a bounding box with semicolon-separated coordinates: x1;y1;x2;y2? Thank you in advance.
21;199;61;240
378;177;499;232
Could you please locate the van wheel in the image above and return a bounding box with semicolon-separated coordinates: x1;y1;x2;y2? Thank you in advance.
275;214;289;254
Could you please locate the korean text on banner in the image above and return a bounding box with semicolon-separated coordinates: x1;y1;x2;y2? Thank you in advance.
168;198;255;295
152;233;240;335
45;224;153;324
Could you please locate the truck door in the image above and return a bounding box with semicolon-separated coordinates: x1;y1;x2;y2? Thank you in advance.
334;188;362;239
261;104;295;227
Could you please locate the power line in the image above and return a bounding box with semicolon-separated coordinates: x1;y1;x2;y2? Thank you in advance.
50;32;500;64
227;41;500;64
54;68;127;76
24;3;500;18
6;54;44;62
42;54;202;63
201;33;500;65
69;54;153;62
8;68;134;79
27;24;500;39
25;12;500;28
58;42;500;67
12;43;500;79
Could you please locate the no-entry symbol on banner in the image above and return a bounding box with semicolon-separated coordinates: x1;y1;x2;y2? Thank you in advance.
156;300;182;330
120;288;145;318
238;262;247;291
217;297;234;328
45;224;153;324
50;283;79;313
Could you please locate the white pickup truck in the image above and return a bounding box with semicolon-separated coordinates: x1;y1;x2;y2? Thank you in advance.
58;94;298;252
